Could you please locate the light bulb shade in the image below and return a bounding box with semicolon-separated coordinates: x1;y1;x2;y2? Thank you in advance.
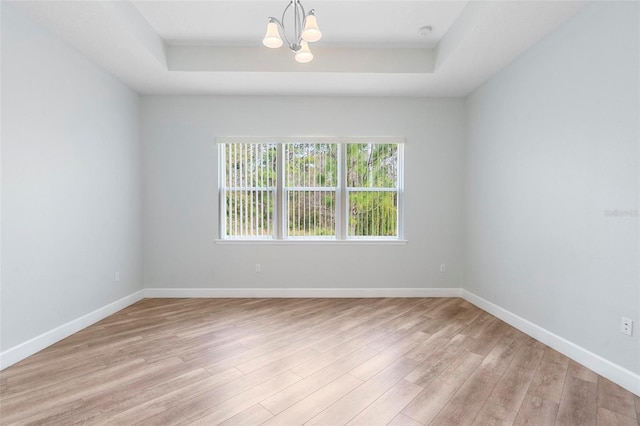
263;21;283;48
295;40;313;63
301;13;322;42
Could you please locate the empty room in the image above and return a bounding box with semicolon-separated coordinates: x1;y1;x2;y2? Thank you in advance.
1;0;639;424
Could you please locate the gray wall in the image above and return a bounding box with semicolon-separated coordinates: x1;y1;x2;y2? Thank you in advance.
465;1;639;374
1;5;143;351
141;96;466;290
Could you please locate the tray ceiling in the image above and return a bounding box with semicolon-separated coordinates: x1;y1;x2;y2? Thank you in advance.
7;0;585;96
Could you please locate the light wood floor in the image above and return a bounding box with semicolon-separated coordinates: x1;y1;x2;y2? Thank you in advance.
0;298;638;425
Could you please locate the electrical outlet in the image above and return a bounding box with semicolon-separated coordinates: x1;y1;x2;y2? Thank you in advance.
621;317;633;336
440;264;446;273
115;272;120;282
255;264;261;273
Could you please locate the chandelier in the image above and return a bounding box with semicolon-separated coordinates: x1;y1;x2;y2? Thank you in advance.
262;0;322;63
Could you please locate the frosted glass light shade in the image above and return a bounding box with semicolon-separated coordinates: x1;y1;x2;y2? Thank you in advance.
295;40;313;63
301;13;322;42
263;22;283;48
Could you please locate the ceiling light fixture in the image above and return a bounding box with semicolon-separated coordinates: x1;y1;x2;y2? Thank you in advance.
262;0;322;63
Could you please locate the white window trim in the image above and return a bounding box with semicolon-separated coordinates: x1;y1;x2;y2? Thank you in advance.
216;136;405;243
214;239;408;245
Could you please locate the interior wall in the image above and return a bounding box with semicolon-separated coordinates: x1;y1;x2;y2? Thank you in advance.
465;1;639;374
141;96;466;290
1;5;143;351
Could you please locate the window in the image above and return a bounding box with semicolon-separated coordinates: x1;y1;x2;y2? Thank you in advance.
218;138;404;241
346;143;400;238
285;143;338;238
222;143;276;238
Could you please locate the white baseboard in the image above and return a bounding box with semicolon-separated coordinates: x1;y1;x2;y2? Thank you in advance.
143;287;463;299
0;290;145;370
461;289;640;397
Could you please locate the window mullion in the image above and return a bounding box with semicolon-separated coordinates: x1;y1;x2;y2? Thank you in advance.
339;143;347;240
397;143;404;239
219;144;226;238
277;143;285;239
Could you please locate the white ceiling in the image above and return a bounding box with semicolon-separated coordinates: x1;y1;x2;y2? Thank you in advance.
132;1;467;48
8;0;585;97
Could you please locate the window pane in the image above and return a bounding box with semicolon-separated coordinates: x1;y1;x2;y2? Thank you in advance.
346;143;398;188
285;143;338;238
226;143;277;188
288;190;336;237
349;191;397;237
225;190;274;238
223;143;276;238
285;143;338;188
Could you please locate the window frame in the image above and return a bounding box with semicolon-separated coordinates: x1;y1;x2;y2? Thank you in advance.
217;137;405;244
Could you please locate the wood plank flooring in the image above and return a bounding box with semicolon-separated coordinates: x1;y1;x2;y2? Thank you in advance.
0;298;638;425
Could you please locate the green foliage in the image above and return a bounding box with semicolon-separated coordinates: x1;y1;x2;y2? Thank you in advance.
287;190;335;236
349;192;397;237
285;143;338;187
225;190;273;237
346;143;398;188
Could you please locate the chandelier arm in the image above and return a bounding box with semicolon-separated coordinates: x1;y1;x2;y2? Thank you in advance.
298;0;307;44
293;0;298;45
295;0;306;45
279;1;298;50
280;1;292;28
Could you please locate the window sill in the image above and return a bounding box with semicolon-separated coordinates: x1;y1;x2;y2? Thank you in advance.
214;239;408;245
